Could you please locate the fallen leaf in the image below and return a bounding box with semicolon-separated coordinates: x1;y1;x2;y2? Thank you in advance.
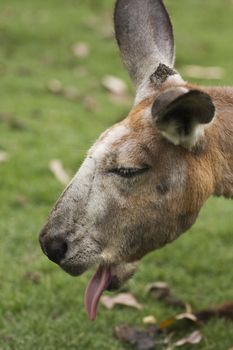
195;301;233;323
147;281;170;298
0;151;9;162
48;80;80;101
0;113;26;130
147;281;186;308
47;79;63;94
185;303;193;314
101;293;143;310
182;65;225;80
82;96;100;112
160;301;233;331
62;86;80;101
114;325;156;350
148;281;169;291
25;271;41;284
51;310;63;320
159;312;198;330
143;316;157;325
159;318;176;330
71;42;90;59
174;331;203;347
49;159;70;186
176;313;198;322
102;75;127;96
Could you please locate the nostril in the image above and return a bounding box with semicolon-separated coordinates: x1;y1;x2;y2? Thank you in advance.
43;237;68;264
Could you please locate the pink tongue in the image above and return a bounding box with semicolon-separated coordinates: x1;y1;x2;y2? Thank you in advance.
84;266;111;321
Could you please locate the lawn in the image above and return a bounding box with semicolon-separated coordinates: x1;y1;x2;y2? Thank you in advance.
0;0;233;349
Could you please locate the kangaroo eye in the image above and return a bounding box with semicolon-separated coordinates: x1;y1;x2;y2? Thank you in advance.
109;166;149;178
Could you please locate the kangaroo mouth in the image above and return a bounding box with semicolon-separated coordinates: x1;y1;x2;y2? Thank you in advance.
84;265;112;321
62;258;137;320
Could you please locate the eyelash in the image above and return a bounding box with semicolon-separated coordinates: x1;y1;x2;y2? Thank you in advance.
109;166;150;178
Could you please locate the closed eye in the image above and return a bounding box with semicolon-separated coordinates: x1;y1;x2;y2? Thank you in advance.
108;166;150;178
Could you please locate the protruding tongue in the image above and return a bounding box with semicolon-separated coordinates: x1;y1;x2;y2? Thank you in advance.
84;265;111;321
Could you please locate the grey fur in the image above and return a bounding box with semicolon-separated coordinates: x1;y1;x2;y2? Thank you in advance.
114;0;174;87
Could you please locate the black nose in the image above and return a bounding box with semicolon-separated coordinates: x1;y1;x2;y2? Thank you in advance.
40;236;68;264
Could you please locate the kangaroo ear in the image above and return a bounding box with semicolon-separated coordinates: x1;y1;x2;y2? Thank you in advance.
114;0;175;88
152;89;215;149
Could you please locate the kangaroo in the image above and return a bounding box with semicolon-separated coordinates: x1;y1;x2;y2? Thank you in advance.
39;0;233;320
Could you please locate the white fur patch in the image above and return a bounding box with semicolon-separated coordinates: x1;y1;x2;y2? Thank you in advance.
135;73;186;105
161;123;205;149
90;125;129;159
135;80;155;105
70;157;96;198
165;74;185;87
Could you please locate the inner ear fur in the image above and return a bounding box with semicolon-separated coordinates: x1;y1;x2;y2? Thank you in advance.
152;88;215;148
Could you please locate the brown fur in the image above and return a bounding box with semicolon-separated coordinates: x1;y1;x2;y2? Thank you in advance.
39;0;233;290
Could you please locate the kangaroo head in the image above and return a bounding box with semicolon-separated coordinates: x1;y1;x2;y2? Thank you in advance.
40;0;215;320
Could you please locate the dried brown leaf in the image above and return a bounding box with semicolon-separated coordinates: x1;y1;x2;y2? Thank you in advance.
49;159;70;186
160;301;233;333
102;75;127;96
182;65;225;80
147;281;170;297
47;79;63;94
0;151;9;162
0;113;26;130
48;80;80;101
159;312;198;330
101;292;143;310
159;318;176;330
71;42;90;58
143;316;157;325
195;301;233;323
175;313;198;322
174;330;203;347
25;271;41;285
147;281;186;308
185;303;193;314
82;96;100;112
62;86;80;101
114;325;156;350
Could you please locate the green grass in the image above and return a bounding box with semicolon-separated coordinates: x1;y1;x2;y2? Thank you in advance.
0;0;233;349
